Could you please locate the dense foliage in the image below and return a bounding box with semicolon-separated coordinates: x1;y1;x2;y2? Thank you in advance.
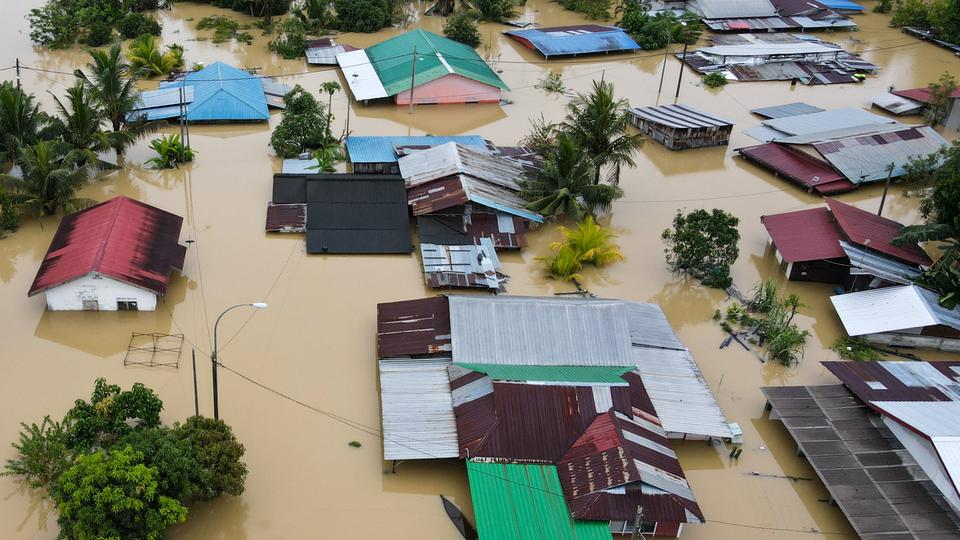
189;0;293;17
662;208;740;289
197;15;254;44
927;71;957;126
118;12;162;39
333;0;398;32
618;4;702;49
444;10;482;47
540;216;624;282
269;18;309;59
556;0;614;19
4;379;248;539
28;0;162;49
831;336;883;361
146;134;195;169
702;72;728;88
473;0;517;21
270;85;336;158
890;0;960;44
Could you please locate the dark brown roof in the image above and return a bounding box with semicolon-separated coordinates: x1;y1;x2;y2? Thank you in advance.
265;203;305;233
376;296;451;357
823;360;960;403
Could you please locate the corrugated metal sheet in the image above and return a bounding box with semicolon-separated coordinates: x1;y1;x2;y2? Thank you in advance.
761;108;894;137
880;415;960;517
399;142;525;190
739;143;855;194
454;364;633;385
873;401;960;437
892;86;960;104
29;196;186;296
337;49;389;100
814;126;949;184
624;302;684;350
830;285;958;336
873;92;925;115
761;207;845;262
345;135;487;164
826;198;931;266
693;0;778;18
631;349;734;439
306;44;357;65
421;238;504;290
265;203;306;233
629;104;734;129
134;85;195;109
280;158;319;174
698;42;839;57
751;102;825;119
774;122;908;145
466;461;613;540
416;209;528;250
823;360;960;403
448;296;634;366
377;296;451;357
378;357;459;460
406;174;543;223
504;25;640;57
165;62;271;122
842;241;922;285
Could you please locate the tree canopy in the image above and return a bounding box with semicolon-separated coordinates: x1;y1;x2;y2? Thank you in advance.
662;208;740;288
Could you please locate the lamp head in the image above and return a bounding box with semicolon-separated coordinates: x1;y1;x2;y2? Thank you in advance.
251;302;268;309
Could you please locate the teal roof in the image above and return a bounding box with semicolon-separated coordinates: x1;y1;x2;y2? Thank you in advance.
365;29;509;96
455;364;633;384
467;461;612;540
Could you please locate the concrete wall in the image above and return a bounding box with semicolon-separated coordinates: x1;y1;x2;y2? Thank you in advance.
394;74;501;105
43;272;158;311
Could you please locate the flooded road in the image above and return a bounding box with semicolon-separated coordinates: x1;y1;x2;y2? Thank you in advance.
0;1;957;538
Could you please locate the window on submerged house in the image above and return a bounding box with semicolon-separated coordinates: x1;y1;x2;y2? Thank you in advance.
117;300;139;311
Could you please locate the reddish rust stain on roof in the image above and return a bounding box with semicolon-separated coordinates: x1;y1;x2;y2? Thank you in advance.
739;143;855;195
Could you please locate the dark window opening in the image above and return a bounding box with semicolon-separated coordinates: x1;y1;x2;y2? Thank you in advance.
117;300;138;311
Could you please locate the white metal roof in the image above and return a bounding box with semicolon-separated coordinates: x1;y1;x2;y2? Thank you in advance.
699;42;840;58
880;414;960;515
874;401;960;437
337;49;388;101
378;358;459;460
624;301;685;350
841;241;921;285
692;0;777;19
762;108;893;137
872;92;925;115
830;285;952;336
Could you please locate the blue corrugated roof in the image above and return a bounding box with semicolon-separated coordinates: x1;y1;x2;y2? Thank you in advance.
817;0;864;10
345;135;487;163
165;62;270;122
505;25;640;57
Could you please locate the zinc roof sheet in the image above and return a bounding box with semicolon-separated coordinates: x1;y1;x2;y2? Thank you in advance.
345;135;487;164
466;461;613;540
873;92;925;115
751;102;825;119
364;29;508;96
694;0;778;18
305;44;357;65
377;296;452;358
454;364;634;385
504;25;640;57
739;142;854;194
629;104;733;130
378;358;459;460
421;238;503;290
818;0;864;10
872;401;960;438
761;108;893;137
447;295;634;366
698;42;839;57
830;285;960;336
624;301;685;350
134;85;195;110
814;126;949;184
166;62;270;122
399;143;525;190
760;207;845;263
822;360;960;403
841;241;922;285
337;49;389;100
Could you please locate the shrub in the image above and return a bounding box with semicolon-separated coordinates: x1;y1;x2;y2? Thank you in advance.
536;72;566;94
0;191;20;233
2;416;73;490
541;217;623;282
556;0;613;20
269;18;308;59
197;15;252;44
702;72;728;87
27;2;80;48
66;378;164;450
334;0;391;32
473;0;517;21
832;337;883;361
146;134;195;169
662;208;740;289
118;12;162;39
444;11;481;48
270;85;334;158
83;21;114;46
874;0;893;12
172;417;247;500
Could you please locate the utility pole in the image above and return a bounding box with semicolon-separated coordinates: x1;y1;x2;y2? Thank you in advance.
408;47;418;114
15;59;20;90
675;42;689;99
191;349;199;417
179;86;186;161
630;506;645;540
877;162;895;217
211;352;220;420
658;22;686;97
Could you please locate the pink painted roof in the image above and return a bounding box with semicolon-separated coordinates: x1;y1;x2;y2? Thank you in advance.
761;207;846;262
28;196;186;296
825;198;932;266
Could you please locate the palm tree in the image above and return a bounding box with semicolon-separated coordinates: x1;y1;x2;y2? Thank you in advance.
552;216;624;267
0;81;52;163
49;83;130;166
320;81;341;139
522;133;624;220
0;141;95;216
78;44;155;158
126;36;183;76
561;80;643;184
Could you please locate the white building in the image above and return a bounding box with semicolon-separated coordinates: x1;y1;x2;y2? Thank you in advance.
28;196;186;311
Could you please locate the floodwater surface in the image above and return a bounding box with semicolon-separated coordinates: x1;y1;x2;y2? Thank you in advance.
0;1;957;539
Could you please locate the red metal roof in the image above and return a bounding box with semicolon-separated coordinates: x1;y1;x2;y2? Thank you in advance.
761;207;846;263
29;196;185;296
376;296;451;357
892;87;960;104
823;360;960;403
739;143;856;195
825;198;932;266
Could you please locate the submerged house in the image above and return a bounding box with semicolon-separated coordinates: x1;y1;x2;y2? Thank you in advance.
629;104;734;150
504;25;640;58
761;197;930;285
873;86;960;130
28;196;186;311
345;135;488;174
376;295;737;537
130;61;289;122
763;361;960;538
337;29;509;105
697;0;857;32
304;37;357;65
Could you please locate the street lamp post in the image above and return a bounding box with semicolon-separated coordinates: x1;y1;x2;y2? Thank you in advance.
212;302;268;420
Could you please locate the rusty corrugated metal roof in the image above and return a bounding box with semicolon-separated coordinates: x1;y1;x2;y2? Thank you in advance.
265;203;306;233
825;198;932;266
417;208;528;249
824;360;960;403
377;296;451;357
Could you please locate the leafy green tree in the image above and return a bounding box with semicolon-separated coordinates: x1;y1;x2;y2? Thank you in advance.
0;141;95;217
333;0;391;32
173;416;248;500
522;133;623;220
270;85;334;158
269;18;308;59
117;428;203;501
557;0;613;19
702;72;728;88
473;0;517;22
52;445;188;540
662;208;740;289
0;191;20;233
891;0;932;27
66;378;164;450
83;20;114;46
561;80;644;184
118;12;162;39
295;0;335;31
3;415;74;490
320;81;342;131
127;36;185;76
0;82;53;163
927;71;957;126
619;6;700;49
444;10;481;48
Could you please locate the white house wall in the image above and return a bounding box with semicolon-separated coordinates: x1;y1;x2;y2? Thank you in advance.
43;272;158;311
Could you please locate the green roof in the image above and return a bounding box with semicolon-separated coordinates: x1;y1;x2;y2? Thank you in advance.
365;29;509;96
467;461;612;540
455;364;634;384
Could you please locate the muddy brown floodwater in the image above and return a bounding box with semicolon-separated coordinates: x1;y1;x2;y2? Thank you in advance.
0;1;957;538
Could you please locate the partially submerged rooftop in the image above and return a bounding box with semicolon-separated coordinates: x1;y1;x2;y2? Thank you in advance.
504;25;640;58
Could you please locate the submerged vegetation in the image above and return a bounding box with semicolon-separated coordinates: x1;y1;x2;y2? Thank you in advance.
618;4;703;49
720;280;810;366
27;0;163;49
662;208;740;289
198;15;254;45
702;72;728;88
889;0;960;44
146;134;195;169
443;10;482;47
831;336;883;361
270;85;339;159
540;216;624;282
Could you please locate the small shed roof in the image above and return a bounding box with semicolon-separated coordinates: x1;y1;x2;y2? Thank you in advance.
892;86;960;104
693;0;778;18
761;207;846;262
825;198;931;266
165;62;270;122
336;49;389;100
750;102;825;119
813;126;948;184
830;285;960;336
306;43;358;65
872;92;925;115
504;25;640;57
29;196;186;296
345;135;487;164
379;358;459;460
630;104;733;129
420;238;503;290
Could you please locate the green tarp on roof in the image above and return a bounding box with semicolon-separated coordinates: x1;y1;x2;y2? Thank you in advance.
466;461;612;540
455;364;633;384
365;29;509;96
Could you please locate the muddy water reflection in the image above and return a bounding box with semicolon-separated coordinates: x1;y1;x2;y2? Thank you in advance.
0;0;957;538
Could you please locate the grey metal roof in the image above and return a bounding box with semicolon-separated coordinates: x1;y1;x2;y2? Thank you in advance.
743;125;792;143
624;301;684;350
698;42;840;58
280;158;318;174
751;102;825;119
399;142;525;191
762;108;893;137
420;238;503;290
378;357;459;460
629;104;733;130
692;0;777;18
831;284;960;336
841;240;922;285
815;126;948;183
632;348;734;439
306;44;349;65
872;92;925;115
773;122;909;144
447;295;634;366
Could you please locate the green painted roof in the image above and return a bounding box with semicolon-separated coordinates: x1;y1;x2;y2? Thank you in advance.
454;364;634;384
467;461;612;540
365;29;509;96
